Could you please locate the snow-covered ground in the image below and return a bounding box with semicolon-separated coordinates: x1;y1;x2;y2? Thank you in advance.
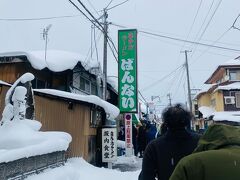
26;157;141;180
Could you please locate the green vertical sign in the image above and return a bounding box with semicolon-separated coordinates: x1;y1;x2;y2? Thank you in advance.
118;29;138;113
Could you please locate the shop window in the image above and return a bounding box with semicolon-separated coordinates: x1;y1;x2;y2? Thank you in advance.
90;109;102;127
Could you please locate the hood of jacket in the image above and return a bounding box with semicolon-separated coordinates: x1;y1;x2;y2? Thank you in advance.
194;124;240;153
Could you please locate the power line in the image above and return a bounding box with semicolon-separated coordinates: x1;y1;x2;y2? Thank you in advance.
69;0;102;31
191;0;223;57
0;15;82;21
138;90;147;103
106;0;114;9
86;0;100;16
106;0;130;11
107;41;118;62
141;64;185;92
111;23;239;52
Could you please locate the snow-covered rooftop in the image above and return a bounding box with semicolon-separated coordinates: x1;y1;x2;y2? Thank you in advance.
0;120;71;163
222;56;240;66
0;50;99;72
215;82;240;91
193;84;215;99
34;89;120;119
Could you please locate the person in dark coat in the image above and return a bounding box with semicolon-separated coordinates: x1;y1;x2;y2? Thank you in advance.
137;121;147;158
146;123;157;144
138;104;200;180
170;123;240;180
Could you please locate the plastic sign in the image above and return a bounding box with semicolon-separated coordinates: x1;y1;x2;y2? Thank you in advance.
125;113;133;156
118;29;138;113
102;128;117;162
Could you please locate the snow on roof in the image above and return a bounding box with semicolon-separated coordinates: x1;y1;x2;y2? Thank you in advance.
193;84;215;99
107;77;118;93
0;50;99;72
0;80;11;86
0;120;71;163
215;82;240;91
213;111;240;123
198;106;215;118
222;56;240;66
34;89;120;119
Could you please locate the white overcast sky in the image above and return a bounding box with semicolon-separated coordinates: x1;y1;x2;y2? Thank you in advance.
0;0;240;112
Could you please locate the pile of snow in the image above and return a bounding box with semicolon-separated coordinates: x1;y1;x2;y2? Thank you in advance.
0;120;72;163
213;111;240;123
34;89;120;119
0;50;99;72
113;155;138;165
117;140;125;149
198;106;215;118
26;158;140;180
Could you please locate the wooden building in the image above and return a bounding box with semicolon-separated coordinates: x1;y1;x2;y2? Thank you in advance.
0;50;119;165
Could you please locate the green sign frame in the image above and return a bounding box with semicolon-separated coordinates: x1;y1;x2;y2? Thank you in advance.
118;29;138;113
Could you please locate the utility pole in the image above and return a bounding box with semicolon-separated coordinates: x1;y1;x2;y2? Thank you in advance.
102;9;108;100
181;50;192;112
167;93;172;106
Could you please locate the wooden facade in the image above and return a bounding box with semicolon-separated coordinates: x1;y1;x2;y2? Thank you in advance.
0;84;104;164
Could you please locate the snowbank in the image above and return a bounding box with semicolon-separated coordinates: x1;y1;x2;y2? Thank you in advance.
213;111;240;123
0;120;72;163
26;158;140;180
0;50;99;72
34;89;120;119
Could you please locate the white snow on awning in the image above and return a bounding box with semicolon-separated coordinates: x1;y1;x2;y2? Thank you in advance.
199;106;215;118
213;111;240;123
34;89;120;119
0;50;99;72
215;82;240;91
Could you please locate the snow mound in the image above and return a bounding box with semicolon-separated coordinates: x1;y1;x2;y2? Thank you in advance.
26;157;140;180
0;120;72;163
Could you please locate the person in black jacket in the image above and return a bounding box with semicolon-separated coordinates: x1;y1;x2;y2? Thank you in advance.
138;104;200;180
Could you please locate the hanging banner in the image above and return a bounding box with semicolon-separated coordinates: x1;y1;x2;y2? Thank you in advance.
118;29;138;113
102;128;117;162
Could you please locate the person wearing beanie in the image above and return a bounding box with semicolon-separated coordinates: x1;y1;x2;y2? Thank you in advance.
138;103;200;180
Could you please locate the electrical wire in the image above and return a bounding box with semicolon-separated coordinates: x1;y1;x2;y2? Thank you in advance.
0;15;82;21
110;23;240;52
106;0;114;9
141;64;185;92
138;90;147;103
69;0;103;32
86;0;100;16
106;0;130;11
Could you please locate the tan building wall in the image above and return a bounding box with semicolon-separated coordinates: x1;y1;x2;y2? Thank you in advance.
211;91;224;111
198;93;211;107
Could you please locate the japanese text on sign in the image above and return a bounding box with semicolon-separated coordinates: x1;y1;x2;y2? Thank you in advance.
102;128;117;162
118;29;138;113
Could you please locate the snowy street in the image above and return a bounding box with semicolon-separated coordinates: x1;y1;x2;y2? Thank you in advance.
26;157;141;180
